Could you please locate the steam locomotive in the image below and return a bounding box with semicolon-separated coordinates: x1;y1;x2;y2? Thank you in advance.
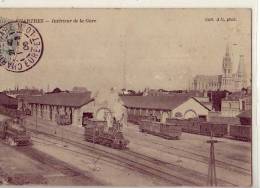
83;118;129;149
0;118;31;146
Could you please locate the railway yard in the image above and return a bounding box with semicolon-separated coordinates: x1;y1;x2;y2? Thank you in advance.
0;113;252;186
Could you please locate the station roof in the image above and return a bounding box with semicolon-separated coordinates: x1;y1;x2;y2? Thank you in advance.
121;94;210;111
26;92;93;107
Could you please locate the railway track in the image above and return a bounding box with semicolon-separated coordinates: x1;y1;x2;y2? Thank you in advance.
126;126;251;170
29;128;236;186
122;149;239;186
127;133;251;176
1;141;102;185
30;136;176;185
1;114;250;186
29;132;196;186
22;118;243;186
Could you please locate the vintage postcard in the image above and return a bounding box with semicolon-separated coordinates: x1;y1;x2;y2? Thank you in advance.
0;8;253;186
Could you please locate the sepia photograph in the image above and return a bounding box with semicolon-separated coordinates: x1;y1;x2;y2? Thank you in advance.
0;8;253;186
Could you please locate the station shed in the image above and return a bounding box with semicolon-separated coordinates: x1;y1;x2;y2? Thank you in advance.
21;92;94;126
121;94;210;122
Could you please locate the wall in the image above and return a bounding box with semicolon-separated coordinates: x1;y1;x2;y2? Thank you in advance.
73;101;95;126
221;100;240;117
171;98;209;120
239;96;251;111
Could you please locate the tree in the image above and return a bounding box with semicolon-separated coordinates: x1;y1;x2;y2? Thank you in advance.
51;88;62;93
211;90;230;111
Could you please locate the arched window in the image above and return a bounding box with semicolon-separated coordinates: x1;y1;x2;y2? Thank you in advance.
184;109;198;119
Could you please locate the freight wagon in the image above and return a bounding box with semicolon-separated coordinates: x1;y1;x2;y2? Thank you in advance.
229;124;251;141
200;122;228;137
83;119;129;149
166;118;228;137
166;118;202;134
139;117;182;139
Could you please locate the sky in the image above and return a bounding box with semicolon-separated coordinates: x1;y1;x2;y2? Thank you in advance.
0;9;251;92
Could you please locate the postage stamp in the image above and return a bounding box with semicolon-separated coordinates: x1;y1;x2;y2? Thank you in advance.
0;21;43;72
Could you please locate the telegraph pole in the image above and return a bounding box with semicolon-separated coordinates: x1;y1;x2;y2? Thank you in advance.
207;129;218;186
35;106;38;130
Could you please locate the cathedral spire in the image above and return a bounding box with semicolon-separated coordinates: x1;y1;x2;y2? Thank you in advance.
222;43;232;77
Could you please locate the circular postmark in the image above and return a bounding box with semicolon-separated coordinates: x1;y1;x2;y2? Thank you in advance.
0;21;43;72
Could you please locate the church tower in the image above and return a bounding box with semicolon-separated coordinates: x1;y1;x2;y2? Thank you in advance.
234;55;247;91
221;45;233;91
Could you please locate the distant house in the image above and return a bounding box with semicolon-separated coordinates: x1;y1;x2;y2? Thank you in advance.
0;92;18;109
121;94;210;122
221;90;251;117
19;92;94;126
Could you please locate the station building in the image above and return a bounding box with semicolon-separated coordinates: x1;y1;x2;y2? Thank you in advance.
121;94;210;122
18;92;94;126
